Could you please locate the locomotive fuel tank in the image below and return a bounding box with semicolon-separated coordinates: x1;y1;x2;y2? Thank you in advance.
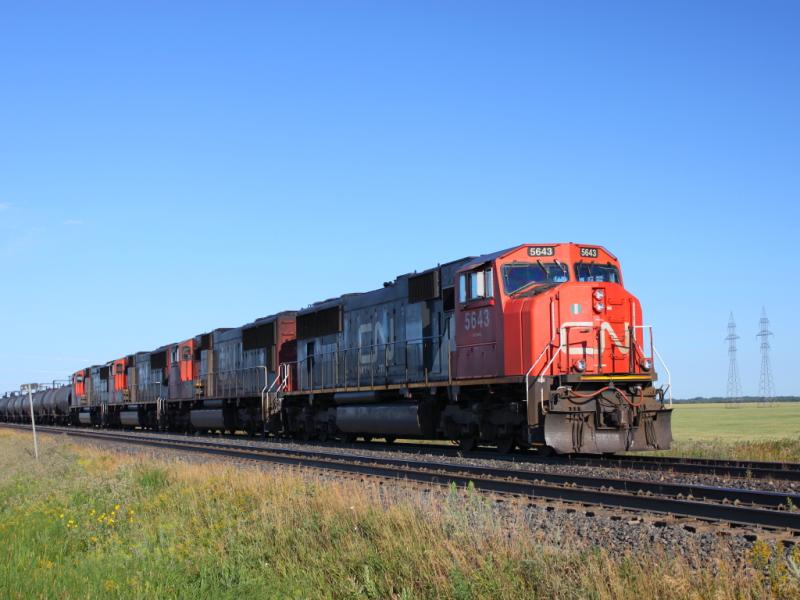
188;400;225;431
335;403;438;437
119;410;141;427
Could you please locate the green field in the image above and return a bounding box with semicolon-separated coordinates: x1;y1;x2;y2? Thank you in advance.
2;430;797;599
672;402;800;442
652;402;800;462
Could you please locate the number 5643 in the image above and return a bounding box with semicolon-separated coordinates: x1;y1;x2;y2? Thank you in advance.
465;309;490;330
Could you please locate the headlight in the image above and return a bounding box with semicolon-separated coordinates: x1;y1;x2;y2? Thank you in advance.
574;359;586;372
593;289;605;301
593;301;605;313
640;358;653;371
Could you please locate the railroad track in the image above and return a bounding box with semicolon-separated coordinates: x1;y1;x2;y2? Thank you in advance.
5;423;800;534
4;422;799;481
585;454;800;481
154;434;799;482
295;439;800;482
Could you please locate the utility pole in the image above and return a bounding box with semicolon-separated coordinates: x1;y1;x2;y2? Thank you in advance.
757;307;775;403
21;383;39;460
725;313;742;404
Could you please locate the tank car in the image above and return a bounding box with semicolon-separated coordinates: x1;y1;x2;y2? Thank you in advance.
51;385;72;424
0;394;10;421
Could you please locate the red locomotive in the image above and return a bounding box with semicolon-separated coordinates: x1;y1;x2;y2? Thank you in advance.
2;242;672;454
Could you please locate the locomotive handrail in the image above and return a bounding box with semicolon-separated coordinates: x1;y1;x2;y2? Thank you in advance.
653;345;672;407
279;334;451;392
524;331;560;411
632;325;672;407
260;365;270;421
537;345;564;382
260;364;290;425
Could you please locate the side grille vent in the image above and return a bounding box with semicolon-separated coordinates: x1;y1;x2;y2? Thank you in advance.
408;270;440;303
243;322;276;351
297;306;342;339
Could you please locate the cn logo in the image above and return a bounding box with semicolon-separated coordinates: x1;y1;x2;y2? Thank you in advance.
357;319;395;365
558;321;630;355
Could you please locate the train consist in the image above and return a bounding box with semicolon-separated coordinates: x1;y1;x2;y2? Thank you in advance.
0;243;672;454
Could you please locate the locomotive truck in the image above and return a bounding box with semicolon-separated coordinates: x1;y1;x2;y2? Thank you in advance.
1;243;672;454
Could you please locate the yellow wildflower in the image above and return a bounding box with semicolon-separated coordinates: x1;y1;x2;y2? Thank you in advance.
59;514;64;519
114;504;121;511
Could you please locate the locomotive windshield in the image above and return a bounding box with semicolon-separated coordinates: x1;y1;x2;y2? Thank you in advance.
574;262;620;283
502;262;569;295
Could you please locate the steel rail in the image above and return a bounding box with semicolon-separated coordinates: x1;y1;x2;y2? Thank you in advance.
3;421;799;481
600;453;800;472
315;440;800;482
57;428;800;509
566;455;800;482
6;424;800;532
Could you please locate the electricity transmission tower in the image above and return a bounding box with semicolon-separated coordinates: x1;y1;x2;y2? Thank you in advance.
757;307;775;402
725;312;743;403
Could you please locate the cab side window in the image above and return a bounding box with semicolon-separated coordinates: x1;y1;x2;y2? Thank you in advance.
459;267;494;303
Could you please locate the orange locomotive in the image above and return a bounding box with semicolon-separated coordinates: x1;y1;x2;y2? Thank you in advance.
59;242;671;455
451;243;671;453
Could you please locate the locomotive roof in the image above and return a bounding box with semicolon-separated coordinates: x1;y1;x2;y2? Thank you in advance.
461;246;518;271
298;256;476;316
243;310;298;328
461;243;616;271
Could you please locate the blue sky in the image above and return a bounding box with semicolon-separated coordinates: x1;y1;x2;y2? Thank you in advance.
1;1;798;398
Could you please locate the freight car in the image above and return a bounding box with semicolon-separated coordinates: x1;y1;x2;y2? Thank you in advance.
2;243;672;454
0;384;72;425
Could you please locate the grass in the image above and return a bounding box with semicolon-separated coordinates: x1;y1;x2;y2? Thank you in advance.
649;403;800;462
671;403;800;442
1;430;799;599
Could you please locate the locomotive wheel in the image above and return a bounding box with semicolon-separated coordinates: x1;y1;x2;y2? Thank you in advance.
362;435;373;443
496;437;515;454
341;433;356;443
458;436;477;452
384;436;396;444
318;429;329;443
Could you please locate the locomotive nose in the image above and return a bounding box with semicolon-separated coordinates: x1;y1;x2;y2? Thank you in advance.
556;281;635;376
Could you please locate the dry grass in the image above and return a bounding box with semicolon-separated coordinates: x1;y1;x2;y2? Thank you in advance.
650;438;800;463
1;429;799;599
